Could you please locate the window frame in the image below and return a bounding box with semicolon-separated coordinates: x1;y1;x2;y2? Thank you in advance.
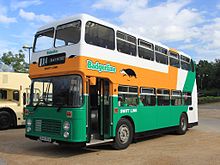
183;92;192;105
155;45;168;65
157;88;170;106
169;51;180;68
85;21;115;50
13;90;20;102
138;39;155;61
54;20;81;48
33;27;55;53
116;31;137;56
140;87;156;106
29;74;84;108
171;90;182;106
180;55;191;71
118;85;138;107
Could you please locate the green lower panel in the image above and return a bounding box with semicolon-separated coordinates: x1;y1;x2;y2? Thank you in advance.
25;98;87;143
112;96;188;135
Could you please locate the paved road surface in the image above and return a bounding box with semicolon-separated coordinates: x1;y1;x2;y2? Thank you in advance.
0;103;220;165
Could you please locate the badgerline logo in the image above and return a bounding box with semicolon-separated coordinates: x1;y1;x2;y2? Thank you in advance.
87;60;116;73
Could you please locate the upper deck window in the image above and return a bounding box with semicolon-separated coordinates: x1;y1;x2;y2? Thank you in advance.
181;55;191;71
34;28;54;52
85;21;115;50
138;39;154;61
169;51;180;68
117;31;136;56
155;45;168;65
55;20;81;47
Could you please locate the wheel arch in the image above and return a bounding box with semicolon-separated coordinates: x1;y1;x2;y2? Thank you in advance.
0;107;17;127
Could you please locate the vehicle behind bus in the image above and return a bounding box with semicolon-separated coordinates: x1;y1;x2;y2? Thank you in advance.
0;72;30;129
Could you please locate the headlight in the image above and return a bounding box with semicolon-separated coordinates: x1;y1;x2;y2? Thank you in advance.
26;119;32;126
63;131;69;138
26;127;31;132
63;121;70;131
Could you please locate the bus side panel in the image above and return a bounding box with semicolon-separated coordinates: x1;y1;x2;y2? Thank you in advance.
112;96;188;136
170;106;188;126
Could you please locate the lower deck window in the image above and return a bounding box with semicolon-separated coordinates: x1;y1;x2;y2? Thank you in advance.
171;96;182;105
140;95;156;106
118;94;138;106
118;85;138;106
158;95;170;106
183;92;192;105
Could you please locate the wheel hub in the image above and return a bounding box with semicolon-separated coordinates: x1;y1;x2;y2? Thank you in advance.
181;117;187;131
118;124;130;144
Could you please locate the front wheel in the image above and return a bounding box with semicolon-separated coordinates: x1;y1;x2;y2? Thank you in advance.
176;113;188;135
112;118;133;150
0;111;12;130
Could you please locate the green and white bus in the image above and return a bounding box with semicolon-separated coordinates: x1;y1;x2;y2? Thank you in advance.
25;14;198;149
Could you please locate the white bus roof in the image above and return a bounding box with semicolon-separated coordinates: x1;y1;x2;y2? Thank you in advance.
37;13;189;58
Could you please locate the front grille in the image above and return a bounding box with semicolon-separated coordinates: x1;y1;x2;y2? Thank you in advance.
34;119;62;135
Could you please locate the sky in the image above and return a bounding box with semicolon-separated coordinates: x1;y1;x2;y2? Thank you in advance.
0;0;220;62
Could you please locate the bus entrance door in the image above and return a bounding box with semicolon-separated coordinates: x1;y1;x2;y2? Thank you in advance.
88;78;113;145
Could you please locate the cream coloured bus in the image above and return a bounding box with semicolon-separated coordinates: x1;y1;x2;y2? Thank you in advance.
0;72;30;129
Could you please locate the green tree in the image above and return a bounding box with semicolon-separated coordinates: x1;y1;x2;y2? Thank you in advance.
196;60;213;90
0;50;28;73
213;59;220;89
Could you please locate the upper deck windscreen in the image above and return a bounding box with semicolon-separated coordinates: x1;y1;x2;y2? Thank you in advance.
34;28;54;52
33;20;81;52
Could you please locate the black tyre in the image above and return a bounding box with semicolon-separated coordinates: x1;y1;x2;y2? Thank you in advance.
176;113;188;135
0;111;12;130
112;118;133;150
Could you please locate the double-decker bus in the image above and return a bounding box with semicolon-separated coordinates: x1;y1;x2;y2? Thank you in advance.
0;72;30;129
25;14;198;149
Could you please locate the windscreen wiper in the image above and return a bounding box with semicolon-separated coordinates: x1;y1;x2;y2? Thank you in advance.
33;102;39;111
33;98;45;111
56;103;64;112
57;105;63;112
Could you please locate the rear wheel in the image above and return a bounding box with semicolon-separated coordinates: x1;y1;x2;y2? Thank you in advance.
176;113;188;135
0;111;12;130
112;118;133;150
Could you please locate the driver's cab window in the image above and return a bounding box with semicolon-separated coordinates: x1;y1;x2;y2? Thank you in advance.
13;90;19;102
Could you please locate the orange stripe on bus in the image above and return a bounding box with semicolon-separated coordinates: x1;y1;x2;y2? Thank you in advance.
29;56;178;94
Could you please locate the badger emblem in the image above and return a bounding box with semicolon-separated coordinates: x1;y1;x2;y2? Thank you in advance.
120;69;137;78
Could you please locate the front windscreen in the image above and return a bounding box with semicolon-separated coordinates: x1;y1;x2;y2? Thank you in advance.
30;75;83;107
34;28;54;52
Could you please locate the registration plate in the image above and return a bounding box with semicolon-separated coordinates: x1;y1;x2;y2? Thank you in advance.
39;136;52;142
